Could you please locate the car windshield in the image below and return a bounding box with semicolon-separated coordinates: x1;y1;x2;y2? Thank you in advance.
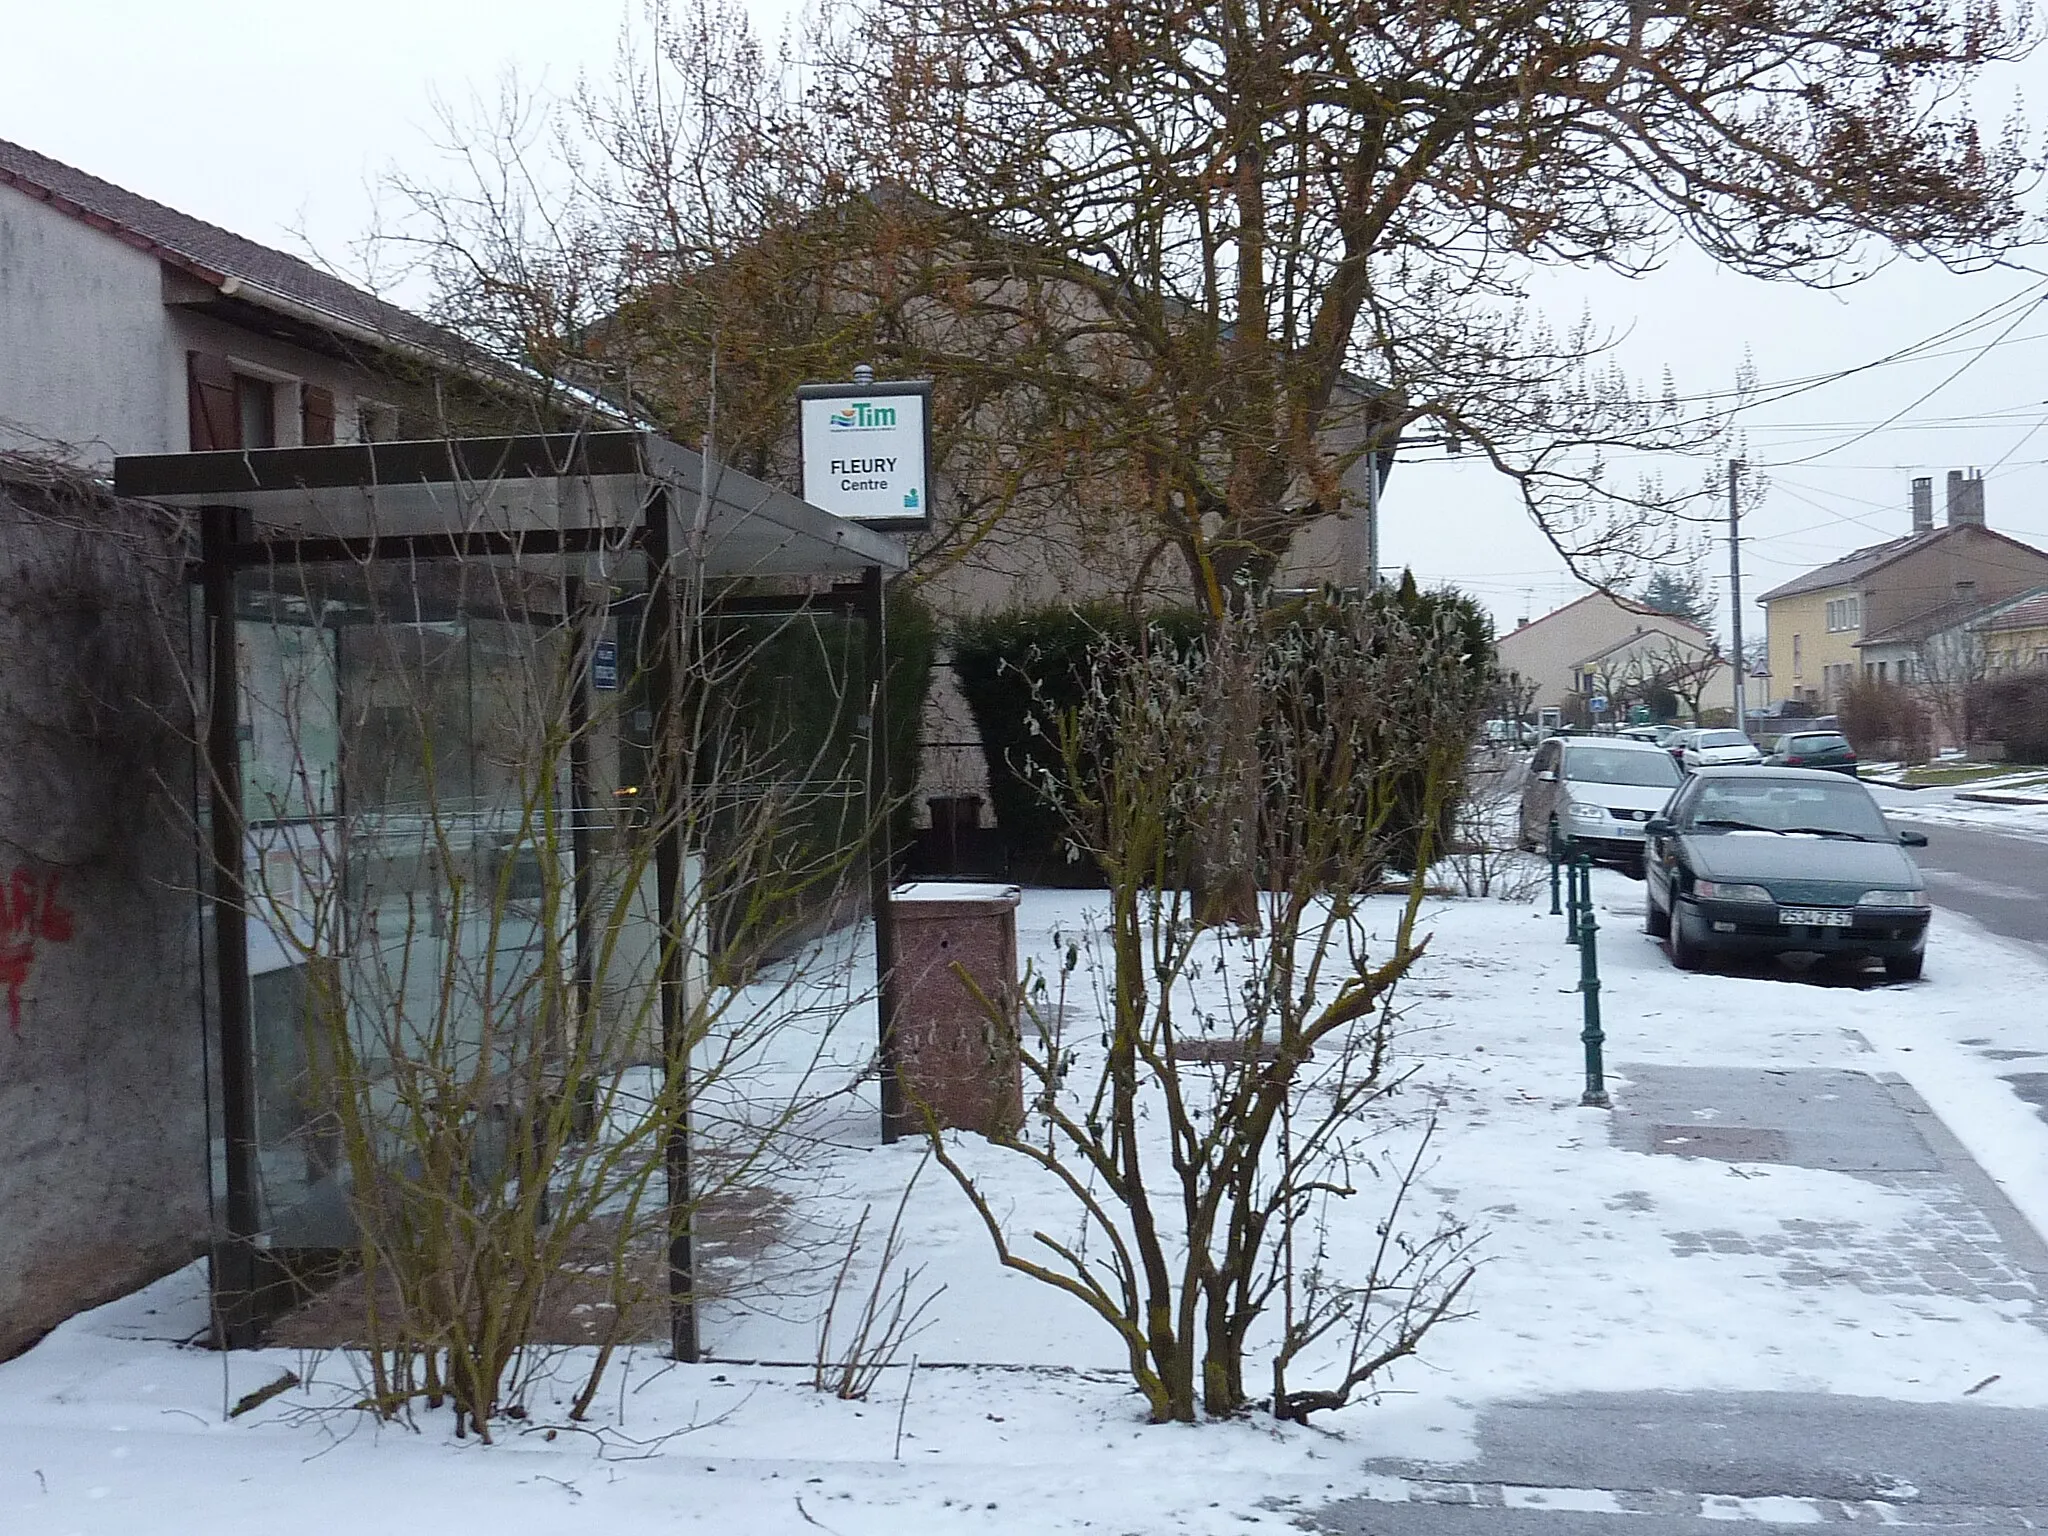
1695;730;1750;748
1791;734;1848;752
1563;746;1682;787
1683;779;1891;838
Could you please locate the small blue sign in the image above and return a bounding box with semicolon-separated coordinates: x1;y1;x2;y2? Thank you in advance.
593;638;619;692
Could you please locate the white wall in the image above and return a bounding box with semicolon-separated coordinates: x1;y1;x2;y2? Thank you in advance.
1;182;407;466
0;181;177;463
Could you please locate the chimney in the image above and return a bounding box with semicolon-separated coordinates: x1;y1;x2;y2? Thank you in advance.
1911;476;1934;534
1946;468;1986;528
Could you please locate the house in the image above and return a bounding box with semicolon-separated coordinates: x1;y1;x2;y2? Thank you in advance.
1759;472;2048;710
1495;591;1724;726
0;136;561;464
593;193;1406;823
1974;589;2048;674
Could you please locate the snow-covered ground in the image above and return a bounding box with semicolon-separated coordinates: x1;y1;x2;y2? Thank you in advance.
8;872;2048;1534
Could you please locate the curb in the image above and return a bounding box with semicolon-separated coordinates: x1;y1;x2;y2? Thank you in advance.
1873;1069;2048;1282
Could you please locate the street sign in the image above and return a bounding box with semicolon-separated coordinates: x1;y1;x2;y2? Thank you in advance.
592;638;619;692
1589;695;1609;714
797;380;933;532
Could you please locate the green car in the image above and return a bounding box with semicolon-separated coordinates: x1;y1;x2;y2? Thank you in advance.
1643;767;1929;979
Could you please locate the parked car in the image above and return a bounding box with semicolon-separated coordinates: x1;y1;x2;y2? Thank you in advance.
1682;728;1764;772
1642;766;1931;979
1480;718;1540;748
1663;727;1699;764
1764;730;1858;776
1518;734;1683;872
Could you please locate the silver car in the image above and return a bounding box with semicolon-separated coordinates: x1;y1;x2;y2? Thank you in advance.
1682;728;1764;772
1518;735;1684;872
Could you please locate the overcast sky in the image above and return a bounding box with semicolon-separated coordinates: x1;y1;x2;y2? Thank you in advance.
7;0;2048;650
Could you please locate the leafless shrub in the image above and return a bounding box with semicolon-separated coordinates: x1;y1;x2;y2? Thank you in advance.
924;593;1480;1423
812;1156;945;1401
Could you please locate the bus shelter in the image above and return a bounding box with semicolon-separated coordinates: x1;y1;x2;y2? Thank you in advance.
114;431;907;1355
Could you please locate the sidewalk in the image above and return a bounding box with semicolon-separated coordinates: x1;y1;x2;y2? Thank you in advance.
1301;867;2048;1527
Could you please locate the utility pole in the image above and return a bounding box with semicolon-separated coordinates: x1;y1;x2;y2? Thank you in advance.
1728;459;1747;731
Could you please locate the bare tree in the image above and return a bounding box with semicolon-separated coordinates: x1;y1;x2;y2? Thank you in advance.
1914;624;1991;750
1617;635;1726;724
828;0;2032;599
388;0;2034;622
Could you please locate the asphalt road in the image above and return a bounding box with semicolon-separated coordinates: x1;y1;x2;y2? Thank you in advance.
1309;1391;2048;1532
1883;811;2048;957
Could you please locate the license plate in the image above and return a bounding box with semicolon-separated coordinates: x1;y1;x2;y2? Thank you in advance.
1780;907;1853;927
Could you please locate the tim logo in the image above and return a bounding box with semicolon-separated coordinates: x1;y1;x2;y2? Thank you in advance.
829;402;897;430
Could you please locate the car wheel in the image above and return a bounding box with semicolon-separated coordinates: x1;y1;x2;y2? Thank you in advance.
1644;886;1670;938
1884;951;1925;982
1668;903;1706;971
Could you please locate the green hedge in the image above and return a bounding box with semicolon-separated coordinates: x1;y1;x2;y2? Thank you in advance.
952;579;1493;882
701;589;936;944
952;603;1203;884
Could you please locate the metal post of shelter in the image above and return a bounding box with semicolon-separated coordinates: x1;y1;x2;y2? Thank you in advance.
199;504;262;1346
644;487;699;1364
566;577;596;1123
861;567;908;1142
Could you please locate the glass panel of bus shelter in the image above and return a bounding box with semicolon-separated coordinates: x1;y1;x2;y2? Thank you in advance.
232;559;599;1251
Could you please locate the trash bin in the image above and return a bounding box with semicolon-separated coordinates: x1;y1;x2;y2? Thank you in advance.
888;881;1023;1138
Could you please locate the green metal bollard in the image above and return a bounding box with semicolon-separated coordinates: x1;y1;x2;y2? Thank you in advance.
1547;812;1563;916
1564;849;1582;945
1576;854;1609;1107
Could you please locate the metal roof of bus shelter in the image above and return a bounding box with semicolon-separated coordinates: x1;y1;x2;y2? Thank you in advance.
113;429;907;579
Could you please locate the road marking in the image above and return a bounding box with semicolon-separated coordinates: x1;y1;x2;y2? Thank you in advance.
1339;1476;1914;1523
1920;868;2038;903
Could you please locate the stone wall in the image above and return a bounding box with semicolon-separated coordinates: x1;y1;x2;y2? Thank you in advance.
0;462;208;1359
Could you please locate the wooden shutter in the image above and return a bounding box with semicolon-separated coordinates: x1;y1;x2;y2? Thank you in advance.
185;352;237;450
301;383;335;445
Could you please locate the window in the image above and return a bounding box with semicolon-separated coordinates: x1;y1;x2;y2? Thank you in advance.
1877;660;1887;681
1792;634;1803;677
235;375;277;449
1562;744;1681;788
1824;596;1862;633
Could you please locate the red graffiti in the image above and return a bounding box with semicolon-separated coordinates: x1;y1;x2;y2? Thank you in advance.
0;867;74;1035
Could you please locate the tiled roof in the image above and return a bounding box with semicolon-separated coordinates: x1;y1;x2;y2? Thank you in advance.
0;137;468;363
1857;591;2005;647
1977;589;2048;634
1569;627;1715;670
1505;589;1709;641
1756;531;1929;603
